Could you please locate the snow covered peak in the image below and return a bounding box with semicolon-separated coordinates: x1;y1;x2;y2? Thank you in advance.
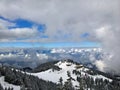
31;60;112;89
51;48;102;54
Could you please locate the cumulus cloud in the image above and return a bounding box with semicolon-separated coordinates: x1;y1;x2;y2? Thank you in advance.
0;27;39;42
94;26;120;73
0;0;119;42
36;53;48;60
0;53;15;59
94;60;106;72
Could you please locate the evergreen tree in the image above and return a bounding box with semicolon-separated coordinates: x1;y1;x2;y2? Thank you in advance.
63;71;74;90
58;77;63;90
0;83;4;90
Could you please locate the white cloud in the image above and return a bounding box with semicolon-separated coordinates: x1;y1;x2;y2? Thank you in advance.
36;53;48;60
0;27;39;42
94;60;106;72
0;0;119;42
0;19;15;29
0;53;16;59
94;26;120;73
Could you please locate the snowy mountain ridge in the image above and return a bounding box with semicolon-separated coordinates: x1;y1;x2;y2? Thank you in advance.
31;60;112;89
51;48;102;54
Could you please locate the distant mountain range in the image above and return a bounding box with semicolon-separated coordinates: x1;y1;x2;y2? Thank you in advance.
0;47;112;69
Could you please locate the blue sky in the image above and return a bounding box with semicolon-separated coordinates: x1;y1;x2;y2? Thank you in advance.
0;42;100;48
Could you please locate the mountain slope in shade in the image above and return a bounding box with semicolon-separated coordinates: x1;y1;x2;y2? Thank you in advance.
0;65;58;90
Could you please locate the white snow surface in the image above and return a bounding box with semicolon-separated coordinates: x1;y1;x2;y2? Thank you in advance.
31;61;79;87
0;76;20;90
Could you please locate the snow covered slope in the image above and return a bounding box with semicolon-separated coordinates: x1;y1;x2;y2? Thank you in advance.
0;76;20;90
31;60;112;89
